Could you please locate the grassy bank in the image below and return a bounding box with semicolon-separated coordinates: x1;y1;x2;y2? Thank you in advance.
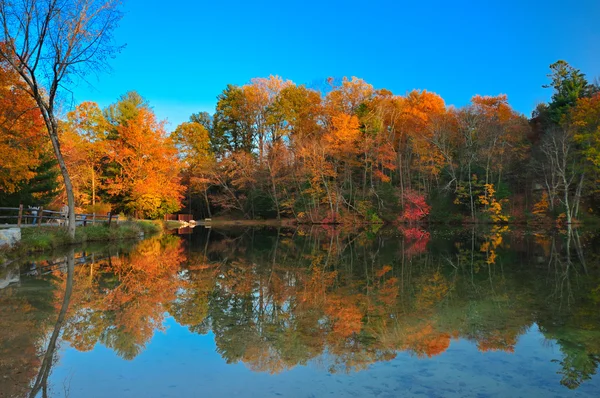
3;220;163;256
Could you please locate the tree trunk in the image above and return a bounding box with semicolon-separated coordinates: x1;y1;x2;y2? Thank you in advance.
468;161;475;222
267;162;281;220
321;174;335;221
398;150;404;207
204;189;212;218
92;166;96;207
562;174;572;225
573;172;584;220
45;117;76;238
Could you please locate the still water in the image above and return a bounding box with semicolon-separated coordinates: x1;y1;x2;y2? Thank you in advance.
1;225;599;397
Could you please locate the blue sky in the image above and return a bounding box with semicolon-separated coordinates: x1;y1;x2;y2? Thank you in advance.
71;0;600;130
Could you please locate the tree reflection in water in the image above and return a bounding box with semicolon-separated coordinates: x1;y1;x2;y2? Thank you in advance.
1;225;599;395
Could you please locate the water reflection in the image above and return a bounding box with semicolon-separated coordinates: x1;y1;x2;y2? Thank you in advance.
1;226;599;396
29;249;75;398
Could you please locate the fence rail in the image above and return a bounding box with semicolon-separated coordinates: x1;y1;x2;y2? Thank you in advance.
0;205;119;228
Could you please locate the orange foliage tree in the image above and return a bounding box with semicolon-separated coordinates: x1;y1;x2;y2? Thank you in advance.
104;108;184;217
0;64;47;194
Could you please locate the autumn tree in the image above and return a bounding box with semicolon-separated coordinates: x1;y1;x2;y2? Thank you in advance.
104;105;184;218
268;84;323;141
0;62;60;207
0;0;123;237
470;95;528;189
571;94;600;168
173;120;215;217
399;90;447;188
569;94;600;214
451;95;528;221
325;76;374;116
0;63;46;193
63;101;108;210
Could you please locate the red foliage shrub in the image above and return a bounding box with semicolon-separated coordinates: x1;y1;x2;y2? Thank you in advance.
400;189;431;223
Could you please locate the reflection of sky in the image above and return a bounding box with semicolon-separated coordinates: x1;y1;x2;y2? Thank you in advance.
48;319;600;398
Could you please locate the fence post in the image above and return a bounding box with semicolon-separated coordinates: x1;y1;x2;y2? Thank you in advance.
93;212;96;225
38;207;43;227
107;212;112;228
17;204;23;227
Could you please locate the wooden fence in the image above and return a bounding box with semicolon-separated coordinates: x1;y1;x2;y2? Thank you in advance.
0;205;119;228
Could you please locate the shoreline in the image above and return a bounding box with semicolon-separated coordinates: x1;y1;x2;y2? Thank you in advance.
194;218;592;228
0;220;163;266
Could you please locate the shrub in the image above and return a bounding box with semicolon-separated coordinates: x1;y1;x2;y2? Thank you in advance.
400;189;431;223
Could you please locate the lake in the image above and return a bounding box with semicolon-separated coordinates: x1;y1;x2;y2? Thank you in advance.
1;225;599;397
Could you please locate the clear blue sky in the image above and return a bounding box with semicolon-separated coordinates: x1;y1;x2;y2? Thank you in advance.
71;0;600;130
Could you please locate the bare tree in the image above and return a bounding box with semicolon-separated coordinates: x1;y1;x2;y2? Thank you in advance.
539;127;579;224
0;0;123;237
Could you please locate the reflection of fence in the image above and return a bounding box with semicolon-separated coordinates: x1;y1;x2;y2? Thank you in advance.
177;227;193;235
0;205;119;227
164;214;193;222
21;252;113;277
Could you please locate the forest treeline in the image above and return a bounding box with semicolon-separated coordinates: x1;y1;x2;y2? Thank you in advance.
1;60;599;223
